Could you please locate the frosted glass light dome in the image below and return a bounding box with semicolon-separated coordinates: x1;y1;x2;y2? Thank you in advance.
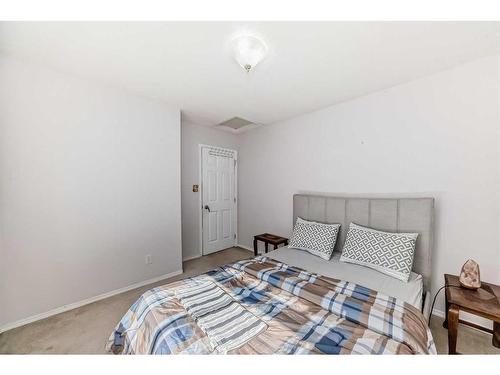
231;35;267;72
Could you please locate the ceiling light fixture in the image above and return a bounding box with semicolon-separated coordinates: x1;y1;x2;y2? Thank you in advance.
231;35;268;73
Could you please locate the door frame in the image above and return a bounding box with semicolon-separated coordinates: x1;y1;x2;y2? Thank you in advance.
198;144;238;256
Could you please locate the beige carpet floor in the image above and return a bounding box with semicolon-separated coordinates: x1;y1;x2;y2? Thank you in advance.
1;247;498;354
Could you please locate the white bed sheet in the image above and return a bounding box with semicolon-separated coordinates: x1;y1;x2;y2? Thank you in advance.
267;247;423;309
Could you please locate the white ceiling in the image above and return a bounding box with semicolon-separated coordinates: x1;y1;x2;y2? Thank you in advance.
1;22;499;130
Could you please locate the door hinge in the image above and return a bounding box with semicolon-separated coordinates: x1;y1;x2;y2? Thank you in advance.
234;233;237;239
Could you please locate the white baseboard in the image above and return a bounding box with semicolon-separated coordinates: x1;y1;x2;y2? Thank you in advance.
182;254;202;262
0;269;183;334
433;308;445;319
236;244;253;252
184;245;251;262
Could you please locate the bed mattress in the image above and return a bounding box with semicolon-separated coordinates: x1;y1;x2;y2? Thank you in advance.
267;247;423;308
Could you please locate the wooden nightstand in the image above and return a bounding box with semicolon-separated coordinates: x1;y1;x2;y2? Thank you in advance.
443;274;500;354
253;233;289;256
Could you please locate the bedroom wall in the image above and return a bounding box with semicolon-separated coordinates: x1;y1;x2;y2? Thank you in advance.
0;56;182;329
238;55;500;320
181;121;240;260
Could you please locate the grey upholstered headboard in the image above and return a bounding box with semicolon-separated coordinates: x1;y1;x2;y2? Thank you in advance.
293;194;435;292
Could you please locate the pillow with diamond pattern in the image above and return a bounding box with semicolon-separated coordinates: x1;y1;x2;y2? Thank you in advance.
288;217;340;260
340;223;418;282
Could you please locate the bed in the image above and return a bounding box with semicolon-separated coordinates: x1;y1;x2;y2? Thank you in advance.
108;194;436;354
268;249;424;309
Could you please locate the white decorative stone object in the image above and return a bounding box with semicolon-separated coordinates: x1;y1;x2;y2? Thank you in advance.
459;259;481;290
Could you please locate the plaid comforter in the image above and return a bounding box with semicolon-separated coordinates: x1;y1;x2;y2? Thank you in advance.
108;256;435;354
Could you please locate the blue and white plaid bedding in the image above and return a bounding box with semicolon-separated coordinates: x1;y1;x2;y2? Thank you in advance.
108;256;436;354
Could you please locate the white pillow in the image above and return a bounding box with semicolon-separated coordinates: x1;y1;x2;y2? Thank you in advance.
288;217;340;260
340;223;418;282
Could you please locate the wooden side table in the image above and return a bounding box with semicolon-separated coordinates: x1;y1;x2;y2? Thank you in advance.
443;274;500;354
253;233;289;256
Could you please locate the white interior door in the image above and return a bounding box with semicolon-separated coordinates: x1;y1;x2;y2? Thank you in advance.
201;146;236;255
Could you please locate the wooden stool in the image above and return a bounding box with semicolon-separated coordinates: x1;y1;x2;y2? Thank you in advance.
443;274;500;354
253;233;289;256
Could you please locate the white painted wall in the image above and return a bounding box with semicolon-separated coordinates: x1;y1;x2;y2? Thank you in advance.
1;52;498;332
238;55;500;317
181;121;240;260
0;56;182;328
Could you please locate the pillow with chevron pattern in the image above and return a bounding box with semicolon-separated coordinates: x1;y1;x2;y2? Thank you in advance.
289;217;340;260
340;223;418;282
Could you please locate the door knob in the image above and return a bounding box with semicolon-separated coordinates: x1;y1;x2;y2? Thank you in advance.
204;205;211;212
